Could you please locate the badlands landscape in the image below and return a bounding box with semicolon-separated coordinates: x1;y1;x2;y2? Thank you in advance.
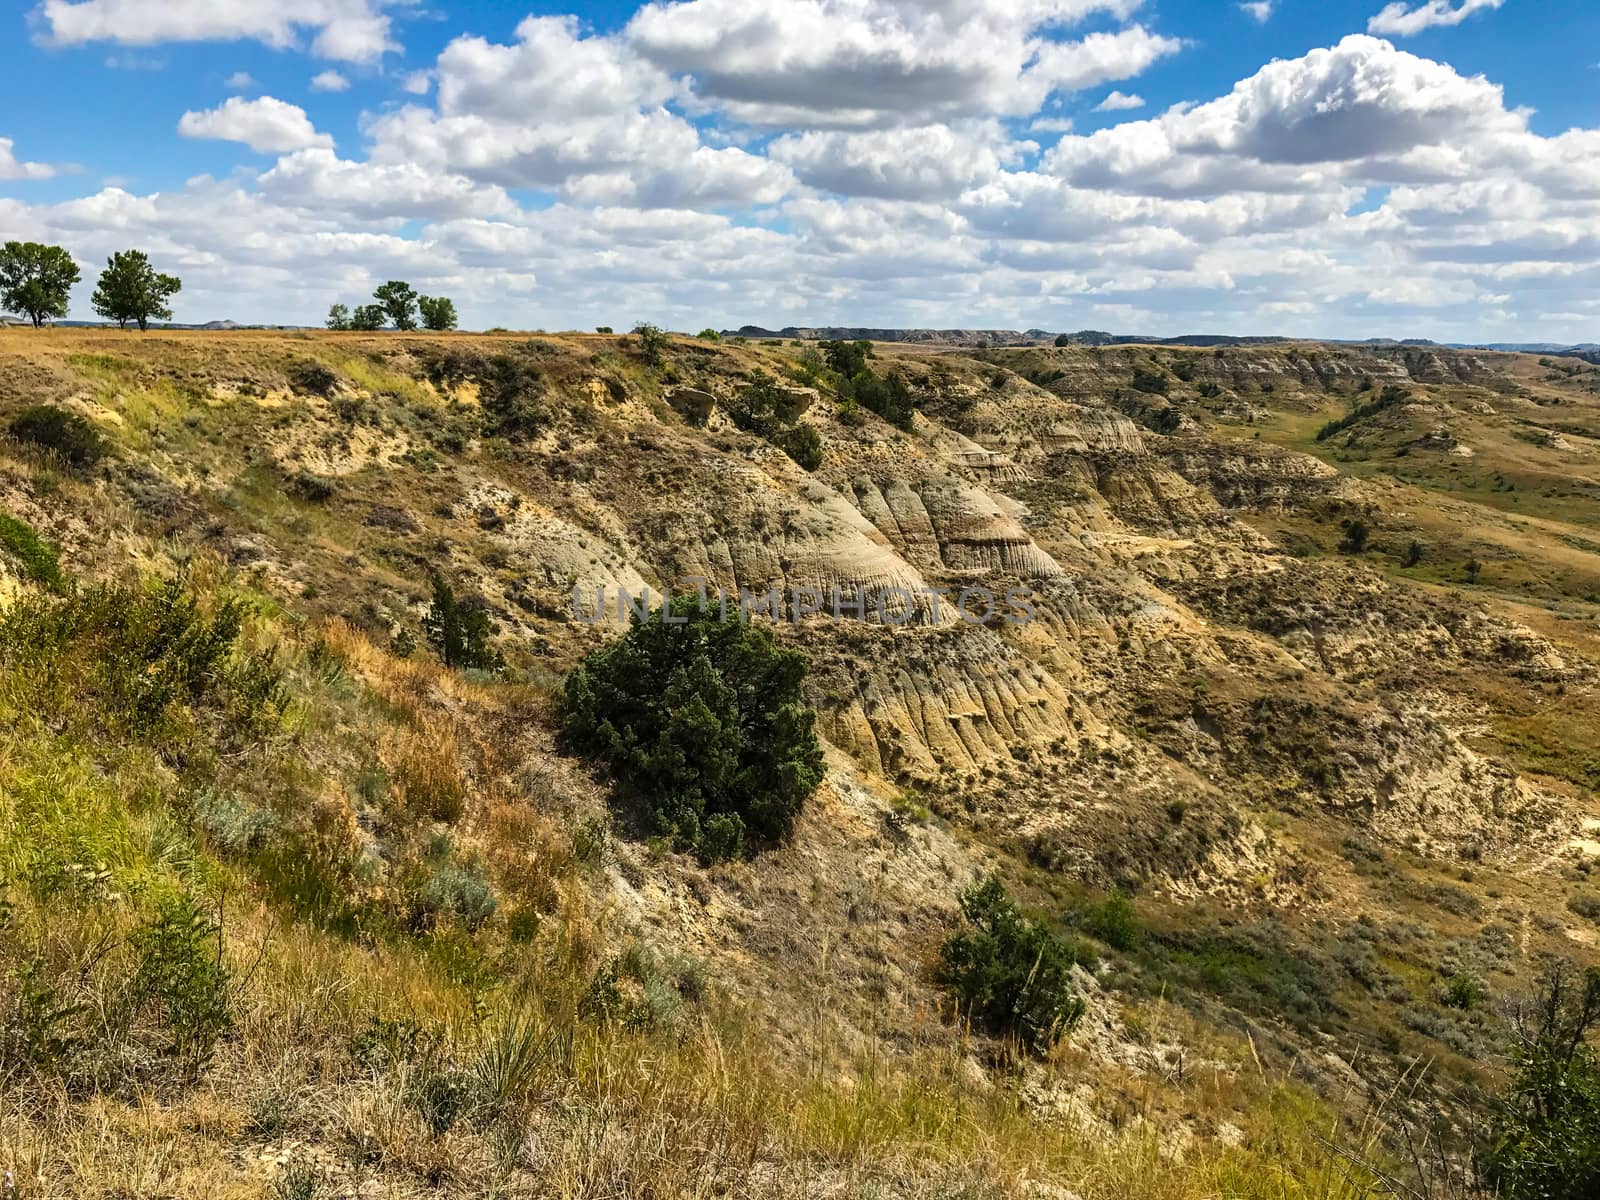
3;325;1600;1196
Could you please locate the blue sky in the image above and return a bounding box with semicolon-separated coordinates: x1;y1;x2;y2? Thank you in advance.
2;0;1598;339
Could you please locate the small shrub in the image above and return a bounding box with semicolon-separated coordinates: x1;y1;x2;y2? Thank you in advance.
1339;519;1370;554
477;352;547;439
273;1162;325;1200
131;893;231;1062
1567;894;1600;922
1131;367;1169;395
1403;540;1424;567
287;361;339;397
633;323;669;366
411;852;498;932
285;471;335;503
1086;892;1142;952
1441;972;1484;1010
936;875;1084;1053
9;405;108;468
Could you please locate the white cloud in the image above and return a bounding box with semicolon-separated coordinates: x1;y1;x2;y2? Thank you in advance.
258;148;516;220
1239;1;1273;22
36;0;399;62
1094;90;1145;112
178;96;335;154
1369;0;1503;37
366;17;791;209
770;123;1027;200
626;0;1177;127
225;71;257;89
310;70;350;93
12;4;1600;343
0;137;55;181
1044;36;1522;195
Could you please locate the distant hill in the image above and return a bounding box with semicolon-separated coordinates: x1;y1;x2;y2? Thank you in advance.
727;325;1298;348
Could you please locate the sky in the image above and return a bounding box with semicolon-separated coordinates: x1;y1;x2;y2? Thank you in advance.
2;0;1598;340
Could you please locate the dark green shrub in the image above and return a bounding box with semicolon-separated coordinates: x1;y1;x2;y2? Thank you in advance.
560;599;824;860
1403;540;1424;567
1131;367;1169;395
0;512;65;591
131;893;231;1061
9;405;108;468
1484;962;1600;1200
1442;972;1484;1010
422;576;504;672
725;370;824;469
477;352;547;439
1339;519;1371;554
850;369;916;430
287;361;339;397
774;423;823;470
936;875;1084;1053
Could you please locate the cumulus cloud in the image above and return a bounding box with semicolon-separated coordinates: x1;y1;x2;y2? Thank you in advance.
225;71;256;89
310;70;350;92
36;0;399;62
1369;0;1503;37
769;123;1027;200
1044;36;1523;195
1239;1;1274;22
12;2;1600;342
258;149;515;221
366;17;791;209
625;0;1178;127
0;137;55;181
178;96;334;154
1094;91;1145;112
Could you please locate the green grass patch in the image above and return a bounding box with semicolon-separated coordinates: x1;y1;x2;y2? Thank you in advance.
0;512;65;590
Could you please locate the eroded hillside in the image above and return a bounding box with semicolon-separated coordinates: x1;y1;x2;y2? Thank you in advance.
2;327;1599;1197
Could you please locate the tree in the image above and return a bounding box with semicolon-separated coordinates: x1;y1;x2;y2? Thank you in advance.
0;241;80;328
560;598;824;861
1483;961;1600;1200
422;576;503;672
326;303;351;331
373;281;419;331
632;323;668;366
1339;518;1370;554
418;295;458;331
936;875;1085;1053
91;250;181;331
1054;333;1072;347
350;304;386;331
